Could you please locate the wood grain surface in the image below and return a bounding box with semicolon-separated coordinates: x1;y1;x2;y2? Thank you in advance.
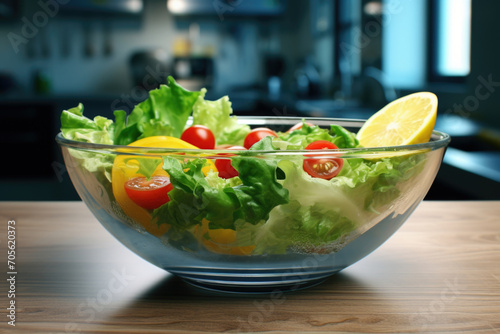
0;201;499;333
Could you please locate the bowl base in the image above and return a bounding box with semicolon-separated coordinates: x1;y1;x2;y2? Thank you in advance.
181;276;329;294
167;266;338;294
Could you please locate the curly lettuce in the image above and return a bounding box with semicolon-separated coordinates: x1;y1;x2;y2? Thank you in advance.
274;121;359;150
113;76;202;145
191;92;251;146
60;103;114;144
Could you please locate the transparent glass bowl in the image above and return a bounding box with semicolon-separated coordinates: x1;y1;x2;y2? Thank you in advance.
56;117;450;293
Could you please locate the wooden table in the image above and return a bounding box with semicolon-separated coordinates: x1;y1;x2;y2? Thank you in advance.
0;201;499;333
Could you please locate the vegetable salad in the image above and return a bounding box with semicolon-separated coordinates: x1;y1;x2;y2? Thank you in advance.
60;77;426;255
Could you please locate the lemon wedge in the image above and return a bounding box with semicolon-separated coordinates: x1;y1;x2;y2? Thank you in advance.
356;92;438;147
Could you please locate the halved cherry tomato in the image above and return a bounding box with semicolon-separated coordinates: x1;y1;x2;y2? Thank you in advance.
181;125;215;149
214;146;246;179
303;140;343;180
287;121;314;132
124;176;173;210
243;127;278;149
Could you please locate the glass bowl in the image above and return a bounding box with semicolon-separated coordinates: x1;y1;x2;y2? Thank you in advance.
56;117;450;293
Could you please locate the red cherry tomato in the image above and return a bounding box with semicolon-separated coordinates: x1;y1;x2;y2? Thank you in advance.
303;140;344;180
243;127;278;149
287;122;314;132
124;176;174;210
181;125;215;149
215;146;246;179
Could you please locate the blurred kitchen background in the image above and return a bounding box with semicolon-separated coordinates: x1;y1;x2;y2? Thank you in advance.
1;0;499;201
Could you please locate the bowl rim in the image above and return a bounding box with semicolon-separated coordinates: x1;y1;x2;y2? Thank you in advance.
55;116;451;159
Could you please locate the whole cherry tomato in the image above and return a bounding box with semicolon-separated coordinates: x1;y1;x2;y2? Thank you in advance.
181;125;215;149
243;127;278;149
215;146;246;179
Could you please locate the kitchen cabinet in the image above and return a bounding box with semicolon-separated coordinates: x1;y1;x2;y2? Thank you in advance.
1;99;56;179
0;94;115;200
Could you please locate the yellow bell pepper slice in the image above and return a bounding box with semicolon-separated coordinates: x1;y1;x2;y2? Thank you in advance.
194;219;255;256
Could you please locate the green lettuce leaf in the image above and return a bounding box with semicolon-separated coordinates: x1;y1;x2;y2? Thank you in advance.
113;76;202;145
232;160;359;254
124;157;162;180
154;149;289;231
60;103;115;182
275;122;359;150
205;170;242;189
334;154;426;211
65;148;115;183
60;103;114;144
330;124;359;148
192;92;250;146
230;152;427;255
